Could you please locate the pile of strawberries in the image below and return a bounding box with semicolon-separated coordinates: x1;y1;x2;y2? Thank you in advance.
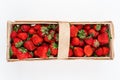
10;24;59;60
10;23;112;60
69;24;111;57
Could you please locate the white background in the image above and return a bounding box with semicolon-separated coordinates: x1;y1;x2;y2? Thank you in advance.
0;0;120;80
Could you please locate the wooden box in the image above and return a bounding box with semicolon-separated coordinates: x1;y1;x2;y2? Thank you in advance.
7;21;114;62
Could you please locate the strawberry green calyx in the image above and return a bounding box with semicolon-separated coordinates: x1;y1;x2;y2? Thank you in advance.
47;49;51;57
41;26;49;35
55;34;59;41
48;34;52;40
107;29;112;39
53;43;58;49
19;47;27;53
48;24;56;30
94;40;100;48
15;41;23;48
96;24;101;31
13;25;20;32
78;29;86;39
9;48;13;57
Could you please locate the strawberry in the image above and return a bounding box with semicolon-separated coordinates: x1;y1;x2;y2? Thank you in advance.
85;37;93;45
84;45;93;57
102;47;109;56
93;24;101;31
79;39;85;47
10;46;18;58
92;39;100;48
21;25;30;32
13;38;23;48
44;30;55;43
71;37;80;46
34;45;48;58
24;40;36;51
17;32;28;40
17;47;29;60
95;48;103;56
70;25;79;37
78;29;87;39
29;28;36;34
69;48;73;57
37;26;49;37
76;24;83;30
98;32;109;45
10;31;17;39
100;24;108;33
88;29;97;37
84;24;91;31
31;34;43;45
44;34;53;43
34;24;41;30
50;42;58;56
74;47;84;57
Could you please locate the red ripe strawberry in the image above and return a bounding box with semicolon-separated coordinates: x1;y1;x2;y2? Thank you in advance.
92;39;100;48
29;28;36;34
34;24;41;30
70;25;79;37
31;34;43;45
13;38;23;48
102;47;109;56
21;25;30;32
44;30;55;43
98;32;109;45
71;37;80;46
74;47;84;57
17;47;29;60
85;37;93;45
84;24;91;31
10;31;17;39
89;29;97;37
95;48;103;56
84;45;93;57
78;29;87;39
10;46;18;58
100;25;108;33
44;34;53;43
69;48;73;57
37;26;49;37
93;24;101;31
50;42;58;56
79;39;84;47
34;45;48;58
17;32;28;40
76;24;83;30
24;40;36;51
